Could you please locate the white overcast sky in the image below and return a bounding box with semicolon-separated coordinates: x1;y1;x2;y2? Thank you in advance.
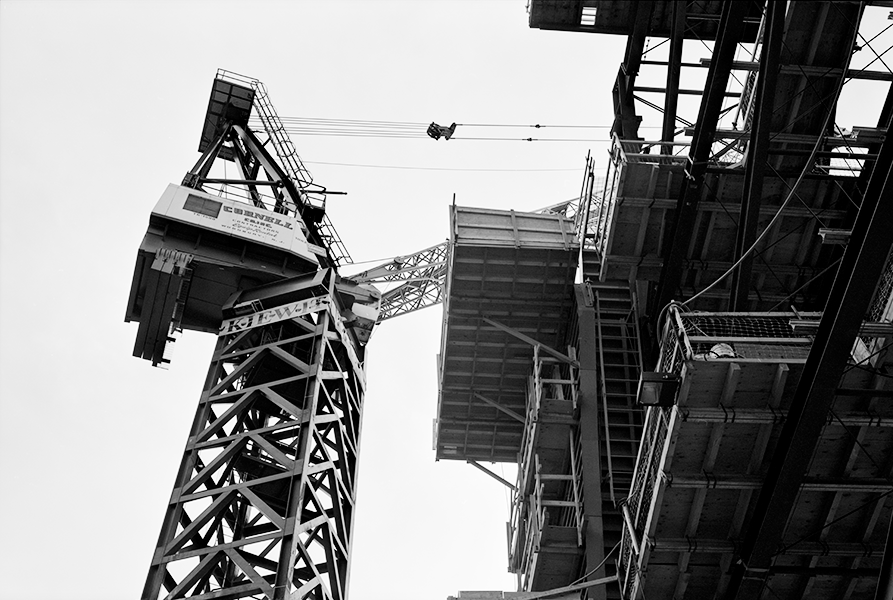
0;2;626;599
1;2;890;600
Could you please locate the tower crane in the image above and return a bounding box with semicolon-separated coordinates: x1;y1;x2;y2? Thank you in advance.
126;71;445;600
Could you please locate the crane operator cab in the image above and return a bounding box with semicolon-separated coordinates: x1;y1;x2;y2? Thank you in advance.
124;184;324;366
125;76;329;366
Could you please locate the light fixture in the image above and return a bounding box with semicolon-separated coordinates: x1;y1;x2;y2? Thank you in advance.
637;372;681;407
232;299;263;316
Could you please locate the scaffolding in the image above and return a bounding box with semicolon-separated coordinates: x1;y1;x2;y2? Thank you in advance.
508;346;583;591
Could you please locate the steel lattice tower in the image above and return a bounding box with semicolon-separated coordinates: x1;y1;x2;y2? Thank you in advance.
126;71;393;600
141;271;364;599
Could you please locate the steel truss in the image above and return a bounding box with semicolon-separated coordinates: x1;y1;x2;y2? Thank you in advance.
142;273;365;600
185;71;351;268
350;242;448;320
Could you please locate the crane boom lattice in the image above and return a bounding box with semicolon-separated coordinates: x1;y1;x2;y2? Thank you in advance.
351;242;449;320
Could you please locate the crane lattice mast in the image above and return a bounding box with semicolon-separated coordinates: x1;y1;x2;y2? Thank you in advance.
128;72;377;600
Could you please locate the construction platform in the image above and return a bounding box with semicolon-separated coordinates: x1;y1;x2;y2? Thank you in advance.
619;307;893;600
586;134;867;311
509;347;583;591
436;206;579;462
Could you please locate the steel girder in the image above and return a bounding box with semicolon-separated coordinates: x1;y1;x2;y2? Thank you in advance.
660;1;685;153
724;122;893;599
573;284;608;600
728;0;786;311
611;1;653;139
142;278;365;600
654;0;753;314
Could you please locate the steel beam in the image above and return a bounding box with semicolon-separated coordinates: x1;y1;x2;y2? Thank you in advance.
467;460;516;491
679;406;893;427
661;1;686;153
654;0;752;315
472;391;526;424
654;539;883;557
636;86;740;97
611;1;653;139
773;566;879;577
725;121;893;599
228;139;268;208
729;0;786;311
482;317;578;367
666;473;891;493
185;120;230;187
573;285;607;600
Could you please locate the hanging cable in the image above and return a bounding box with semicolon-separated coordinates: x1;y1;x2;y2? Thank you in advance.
452;136;609;142
302;160;580;172
247;116;664;142
766;257;843;311
569;540;621;585
456;123;613;129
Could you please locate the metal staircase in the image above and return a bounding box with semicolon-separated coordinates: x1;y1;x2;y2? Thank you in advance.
591;282;645;591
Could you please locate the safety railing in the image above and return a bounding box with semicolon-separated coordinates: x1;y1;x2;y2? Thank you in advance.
508;345;581;588
618;401;672;597
216;69;352;266
510;456;547;590
568;427;585;546
734;3;767;135
580;136;691;277
619;306;818;597
594;291;616;505
658;306;819;374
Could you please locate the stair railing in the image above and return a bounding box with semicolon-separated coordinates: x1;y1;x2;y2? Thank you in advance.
594;289;617;506
569;427;585;546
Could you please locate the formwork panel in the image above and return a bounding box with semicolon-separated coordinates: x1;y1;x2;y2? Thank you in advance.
437;206;578;461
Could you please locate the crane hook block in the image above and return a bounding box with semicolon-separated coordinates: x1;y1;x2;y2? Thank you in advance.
427;122;457;141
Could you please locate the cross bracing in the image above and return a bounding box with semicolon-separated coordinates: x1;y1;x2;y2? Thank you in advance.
350;242;449;321
142;272;364;600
